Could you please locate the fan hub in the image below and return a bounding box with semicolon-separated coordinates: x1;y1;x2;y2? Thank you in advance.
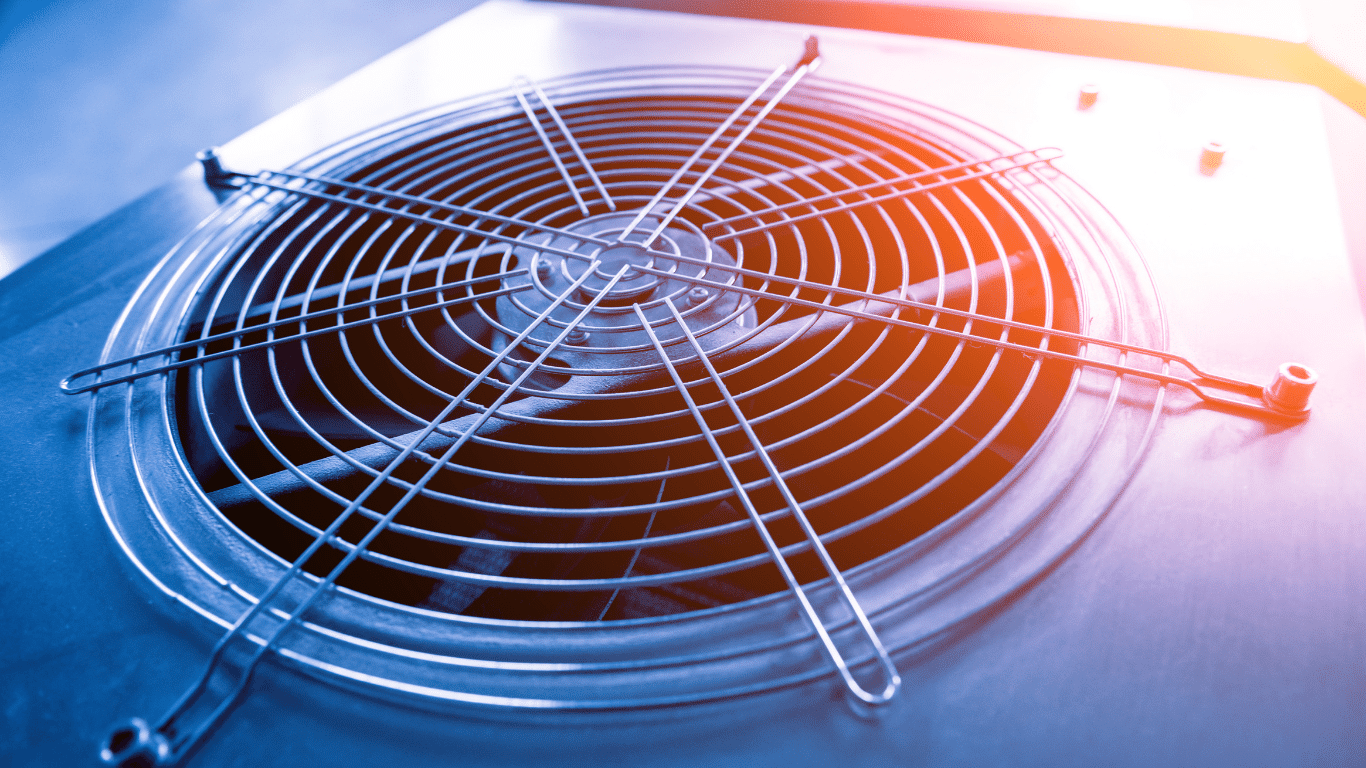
574;241;663;303
491;212;754;366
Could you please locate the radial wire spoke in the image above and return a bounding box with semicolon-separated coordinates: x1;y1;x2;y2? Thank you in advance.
59;271;528;394
190;145;1042;328
215;166;615;249
215;175;606;261
211;144;1055;261
614;61;790;242
635;300;902;705
628;264;1281;417
640;38;823;248
202;254;1280;518
706;147;1063;240
513;76;616;212
201;254;1021;514
151;262;628;761
689;150;877;206
514;79;592;215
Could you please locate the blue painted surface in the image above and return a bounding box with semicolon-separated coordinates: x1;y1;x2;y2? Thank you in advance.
0;0;485;276
2;3;1364;765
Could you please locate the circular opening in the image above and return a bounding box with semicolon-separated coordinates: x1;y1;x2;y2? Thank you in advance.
1285;363;1313;381
167;79;1081;623
107;727;137;753
92;67;1170;709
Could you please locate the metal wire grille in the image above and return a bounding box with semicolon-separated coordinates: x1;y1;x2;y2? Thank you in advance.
70;52;1332;768
161;71;1079;626
70;66;1219;764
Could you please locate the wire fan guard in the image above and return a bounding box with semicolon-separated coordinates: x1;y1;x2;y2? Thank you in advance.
89;66;1165;708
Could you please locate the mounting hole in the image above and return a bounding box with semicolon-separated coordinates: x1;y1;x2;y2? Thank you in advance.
1284;363;1315;382
99;718;168;767
1264;361;1319;414
107;727;137;753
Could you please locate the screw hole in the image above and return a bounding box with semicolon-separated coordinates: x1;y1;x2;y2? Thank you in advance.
107;727;137;753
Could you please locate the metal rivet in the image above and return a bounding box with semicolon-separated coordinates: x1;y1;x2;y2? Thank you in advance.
686;286;710;307
565;328;589;346
196;147;233;188
798;35;821;68
1199;142;1225;175
1077;84;1099;110
100;718;170;767
1263;362;1317;415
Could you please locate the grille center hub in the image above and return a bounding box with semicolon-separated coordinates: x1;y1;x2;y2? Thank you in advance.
575;241;662;303
491;212;755;362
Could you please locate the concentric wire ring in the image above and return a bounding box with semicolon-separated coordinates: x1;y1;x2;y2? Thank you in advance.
88;66;1164;709
170;68;1081;621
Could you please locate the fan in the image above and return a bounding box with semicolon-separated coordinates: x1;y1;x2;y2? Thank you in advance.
61;48;1311;768
174;63;1081;624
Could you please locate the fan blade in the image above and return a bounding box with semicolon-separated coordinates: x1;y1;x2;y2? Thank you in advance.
208;256;1027;511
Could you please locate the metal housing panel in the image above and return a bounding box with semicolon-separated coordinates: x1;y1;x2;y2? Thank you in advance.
2;2;1364;766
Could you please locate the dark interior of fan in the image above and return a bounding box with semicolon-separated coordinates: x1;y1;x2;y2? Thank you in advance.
171;83;1080;621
